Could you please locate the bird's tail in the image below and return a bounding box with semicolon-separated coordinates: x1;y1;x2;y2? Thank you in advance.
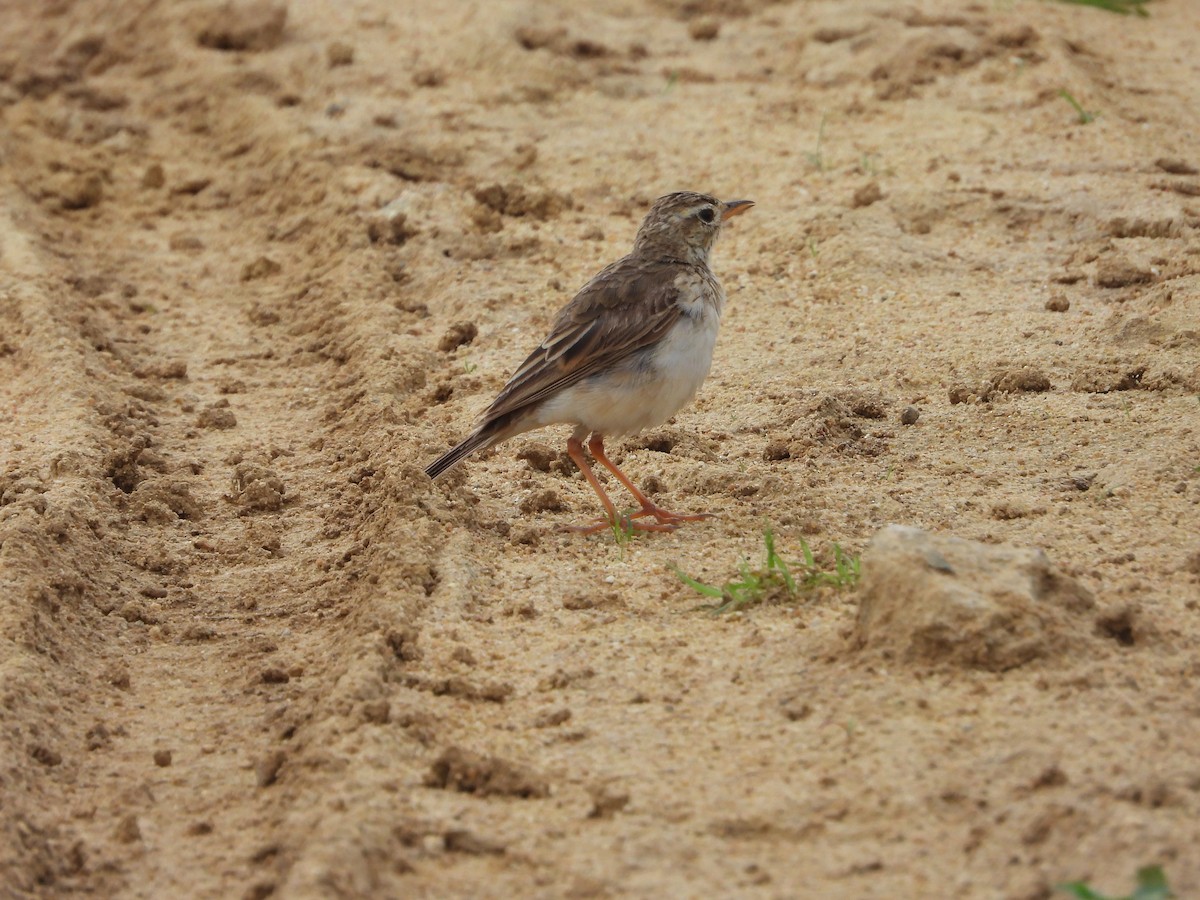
425;427;496;480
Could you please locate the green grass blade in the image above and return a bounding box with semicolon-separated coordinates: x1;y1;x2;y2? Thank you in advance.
797;536;816;569
1052;0;1150;15
1055;884;1110;900
1132;865;1173;900
670;565;725;599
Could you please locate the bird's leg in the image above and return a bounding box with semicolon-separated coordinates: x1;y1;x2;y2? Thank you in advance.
560;435;675;534
587;435;713;527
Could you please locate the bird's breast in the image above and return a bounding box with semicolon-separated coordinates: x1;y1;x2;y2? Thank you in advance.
649;305;720;393
673;268;725;319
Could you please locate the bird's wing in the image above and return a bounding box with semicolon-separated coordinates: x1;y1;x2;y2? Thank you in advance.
479;257;685;425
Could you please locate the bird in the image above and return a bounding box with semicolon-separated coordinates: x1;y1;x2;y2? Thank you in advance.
425;191;753;534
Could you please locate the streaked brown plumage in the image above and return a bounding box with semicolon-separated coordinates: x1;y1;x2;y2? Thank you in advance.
426;191;753;533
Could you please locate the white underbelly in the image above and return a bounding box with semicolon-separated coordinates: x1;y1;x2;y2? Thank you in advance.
533;312;719;436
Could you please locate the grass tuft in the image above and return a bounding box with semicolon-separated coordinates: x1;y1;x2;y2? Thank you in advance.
1057;865;1174;900
608;514;638;549
1052;0;1150;16
672;528;859;614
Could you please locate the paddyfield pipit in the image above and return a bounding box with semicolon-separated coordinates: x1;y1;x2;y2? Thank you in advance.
426;191;753;534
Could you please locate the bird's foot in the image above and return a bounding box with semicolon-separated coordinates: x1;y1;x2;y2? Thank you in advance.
557;503;713;536
628;502;714;528
557;512;678;536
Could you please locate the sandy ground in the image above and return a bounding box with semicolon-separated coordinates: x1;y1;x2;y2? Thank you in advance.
2;0;1199;897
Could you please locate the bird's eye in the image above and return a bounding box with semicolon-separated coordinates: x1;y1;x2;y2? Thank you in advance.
698;207;716;224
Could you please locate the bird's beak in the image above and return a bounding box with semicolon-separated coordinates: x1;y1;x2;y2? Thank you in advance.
721;199;755;221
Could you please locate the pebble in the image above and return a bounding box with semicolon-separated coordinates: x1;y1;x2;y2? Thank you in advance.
688;18;720;41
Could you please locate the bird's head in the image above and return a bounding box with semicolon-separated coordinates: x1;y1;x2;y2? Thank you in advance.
633;191;754;264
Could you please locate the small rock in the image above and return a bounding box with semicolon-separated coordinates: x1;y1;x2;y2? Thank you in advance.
520;489;566;514
239;480;284;513
255;750;286;787
197;406;237;430
1096;257;1152;288
60;173;103;210
509;524;540;546
115;814;142;844
1031;765;1069;789
154;749;173;767
240;257;281;281
361;700;390;724
1155;158;1197;175
425;746;549;798
450;645;477;666
991;500;1032;520
512;143;537;170
171;176;212;196
118;600;160;624
533;707;572;728
31;745;62;767
763;438;791;460
899;406;920;425
326;41;354;67
514;24;567;51
87;723;112;751
588;783;630;819
141;164;165;189
234;463;285;512
260;667;290;684
135;358;189;379
472;182;572;220
181;623;218;641
412;67;444;87
516;442;556;472
135;477;204;521
1069;368;1143;393
839;389;887;419
366;211;415;245
949;383;987;404
444;829;506;855
169;233;205;253
990;23;1038;47
993;367;1051;395
854;525;1095;670
139;499;178;526
386;627;422;662
813;26;862;43
440;677;513;703
852;181;884;208
1045;295;1070;312
197;0;288;52
105;663;132;690
688;18;720;41
244;880;277;900
780;698;813;721
438;321;478;352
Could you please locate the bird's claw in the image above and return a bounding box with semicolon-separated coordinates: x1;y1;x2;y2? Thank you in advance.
627;505;714;526
558;504;713;536
558;514;677;536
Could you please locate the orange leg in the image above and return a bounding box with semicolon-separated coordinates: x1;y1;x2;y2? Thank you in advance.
588;434;713;527
560;435;676;535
